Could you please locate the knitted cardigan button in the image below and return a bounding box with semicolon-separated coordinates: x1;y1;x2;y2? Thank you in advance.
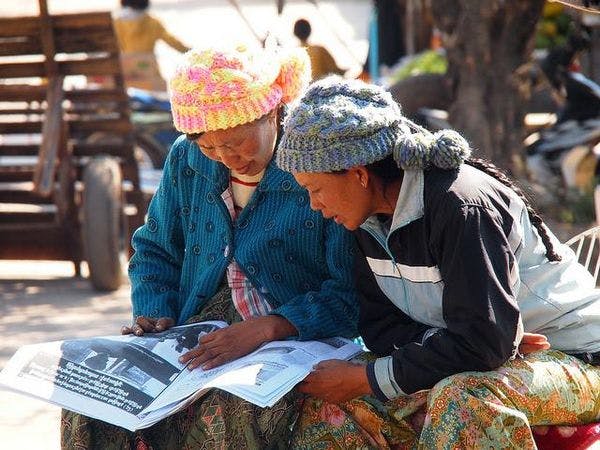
269;238;283;248
246;264;258;275
281;180;292;191
207;253;216;263
205;221;214;232
304;219;315;229
192;245;201;255
147;217;158;233
206;192;215;203
272;273;282;282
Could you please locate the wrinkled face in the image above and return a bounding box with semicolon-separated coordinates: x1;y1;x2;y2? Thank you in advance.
197;111;278;176
294;169;373;230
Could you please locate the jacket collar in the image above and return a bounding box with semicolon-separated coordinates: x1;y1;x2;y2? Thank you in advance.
361;169;425;236
390;169;425;232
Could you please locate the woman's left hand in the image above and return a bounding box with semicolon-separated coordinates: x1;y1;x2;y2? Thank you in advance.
297;360;372;403
519;332;551;354
179;315;296;370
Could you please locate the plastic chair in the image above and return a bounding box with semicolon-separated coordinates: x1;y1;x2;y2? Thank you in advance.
532;225;600;450
564;225;600;285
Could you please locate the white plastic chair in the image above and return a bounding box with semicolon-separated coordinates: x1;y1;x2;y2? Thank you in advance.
564;225;600;285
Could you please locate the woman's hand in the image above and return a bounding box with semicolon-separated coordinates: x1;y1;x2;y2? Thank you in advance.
179;315;296;370
297;360;372;403
121;316;175;336
519;332;550;354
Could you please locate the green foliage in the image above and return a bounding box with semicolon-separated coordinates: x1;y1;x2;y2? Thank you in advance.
535;2;573;49
558;188;596;224
390;50;448;83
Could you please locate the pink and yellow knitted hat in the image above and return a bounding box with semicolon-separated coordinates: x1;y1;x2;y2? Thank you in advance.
169;45;311;133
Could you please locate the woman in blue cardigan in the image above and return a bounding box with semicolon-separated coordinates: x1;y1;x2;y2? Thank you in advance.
61;46;359;450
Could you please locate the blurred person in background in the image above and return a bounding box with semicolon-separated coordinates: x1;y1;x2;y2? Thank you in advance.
293;18;345;80
113;0;190;91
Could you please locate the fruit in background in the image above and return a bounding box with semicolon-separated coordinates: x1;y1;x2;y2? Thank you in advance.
535;1;573;49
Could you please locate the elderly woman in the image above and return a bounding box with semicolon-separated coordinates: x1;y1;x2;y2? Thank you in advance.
61;47;359;449
276;77;600;449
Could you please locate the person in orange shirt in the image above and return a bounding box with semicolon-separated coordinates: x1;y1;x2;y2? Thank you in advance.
113;0;190;91
293;18;345;80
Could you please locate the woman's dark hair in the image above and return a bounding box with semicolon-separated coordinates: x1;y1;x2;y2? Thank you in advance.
293;19;312;42
364;154;402;181
121;0;149;10
465;158;561;262
185;132;202;141
362;154;562;262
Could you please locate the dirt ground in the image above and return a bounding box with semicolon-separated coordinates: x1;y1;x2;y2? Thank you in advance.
0;261;132;450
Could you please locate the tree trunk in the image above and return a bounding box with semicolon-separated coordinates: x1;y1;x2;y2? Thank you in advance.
431;0;544;173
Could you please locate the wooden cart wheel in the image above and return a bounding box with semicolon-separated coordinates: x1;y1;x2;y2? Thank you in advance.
82;156;127;291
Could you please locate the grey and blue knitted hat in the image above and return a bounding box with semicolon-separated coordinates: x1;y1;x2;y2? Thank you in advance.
276;76;471;173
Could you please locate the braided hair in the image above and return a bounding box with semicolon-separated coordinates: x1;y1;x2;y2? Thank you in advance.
361;118;562;262
464;158;562;262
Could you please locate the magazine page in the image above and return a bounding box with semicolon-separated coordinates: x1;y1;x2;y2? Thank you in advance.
214;337;364;407
149;336;363;411
0;321;227;431
1;323;363;431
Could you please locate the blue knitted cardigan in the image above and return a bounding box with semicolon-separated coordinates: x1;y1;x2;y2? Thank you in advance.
128;136;359;340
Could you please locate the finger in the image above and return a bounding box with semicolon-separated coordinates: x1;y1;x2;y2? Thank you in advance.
200;353;231;370
131;323;146;336
315;359;342;369
520;342;550;354
181;345;219;367
522;333;548;343
179;347;205;364
187;348;222;370
135;316;157;332
198;331;219;345
155;317;174;332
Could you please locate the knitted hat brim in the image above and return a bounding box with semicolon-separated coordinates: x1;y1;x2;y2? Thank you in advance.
172;85;283;133
276;126;398;173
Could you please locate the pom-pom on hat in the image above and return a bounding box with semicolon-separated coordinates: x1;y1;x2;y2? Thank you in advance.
276;76;471;173
169;45;311;133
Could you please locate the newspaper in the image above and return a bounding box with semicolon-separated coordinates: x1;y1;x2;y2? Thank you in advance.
0;321;362;431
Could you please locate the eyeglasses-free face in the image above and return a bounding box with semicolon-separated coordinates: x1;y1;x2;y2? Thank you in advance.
294;168;376;231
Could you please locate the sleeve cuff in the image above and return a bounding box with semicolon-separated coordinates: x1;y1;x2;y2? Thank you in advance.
366;356;405;402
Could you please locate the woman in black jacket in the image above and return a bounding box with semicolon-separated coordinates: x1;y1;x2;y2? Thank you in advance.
277;76;600;449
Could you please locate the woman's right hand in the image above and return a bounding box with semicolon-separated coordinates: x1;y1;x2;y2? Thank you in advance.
121;316;175;336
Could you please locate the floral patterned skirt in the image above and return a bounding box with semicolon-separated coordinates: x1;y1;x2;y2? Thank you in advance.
291;350;600;450
61;285;300;450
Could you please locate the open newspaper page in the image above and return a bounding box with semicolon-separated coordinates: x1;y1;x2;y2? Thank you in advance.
0;321;363;431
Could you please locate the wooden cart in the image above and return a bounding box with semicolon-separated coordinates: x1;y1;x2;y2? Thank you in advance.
0;2;147;291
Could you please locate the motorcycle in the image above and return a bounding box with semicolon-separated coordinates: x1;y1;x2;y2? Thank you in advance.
524;31;600;196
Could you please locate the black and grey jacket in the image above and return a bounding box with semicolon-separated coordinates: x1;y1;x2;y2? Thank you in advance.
358;164;600;400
